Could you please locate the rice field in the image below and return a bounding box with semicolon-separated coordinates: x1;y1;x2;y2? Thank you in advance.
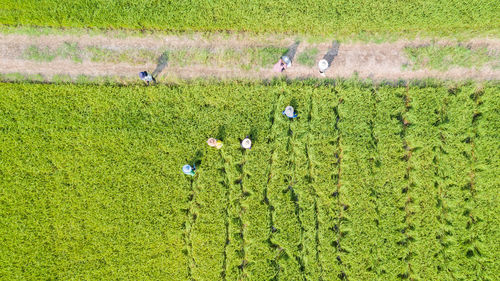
0;81;498;280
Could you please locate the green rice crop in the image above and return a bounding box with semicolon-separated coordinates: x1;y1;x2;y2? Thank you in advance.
0;81;498;280
0;0;498;37
297;48;319;67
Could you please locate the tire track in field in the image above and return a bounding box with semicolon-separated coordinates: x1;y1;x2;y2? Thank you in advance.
400;85;414;280
306;95;324;280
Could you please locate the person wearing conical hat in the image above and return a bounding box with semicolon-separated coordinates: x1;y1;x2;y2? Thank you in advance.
139;71;156;85
282;105;298;118
207;138;223;149
318;59;328;77
273;58;288;73
241;137;252;150
182;164;195;176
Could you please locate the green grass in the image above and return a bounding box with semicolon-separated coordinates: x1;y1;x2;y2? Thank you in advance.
23;42;83;63
0;81;498;280
1;0;499;37
23;44;286;69
297;47;319;67
87;46;157;65
404;44;500;70
22;45;57;62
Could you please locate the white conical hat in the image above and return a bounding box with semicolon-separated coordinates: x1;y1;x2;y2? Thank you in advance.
318;59;329;72
182;164;192;173
241;138;252;149
284;106;295;118
207;138;217;147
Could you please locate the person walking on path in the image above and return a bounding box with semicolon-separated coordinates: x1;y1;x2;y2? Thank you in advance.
139;71;156;85
318;40;340;76
273;57;288;72
273;41;299;73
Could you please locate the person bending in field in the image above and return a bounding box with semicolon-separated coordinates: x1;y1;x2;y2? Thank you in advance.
273;56;291;73
139;71;156;85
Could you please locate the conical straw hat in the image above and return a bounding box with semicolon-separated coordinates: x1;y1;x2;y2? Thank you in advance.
318;59;329;72
284;106;295;118
182;164;192;173
241;138;252;149
207;138;217;147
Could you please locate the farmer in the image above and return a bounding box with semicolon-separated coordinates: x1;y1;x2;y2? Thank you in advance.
318;59;329;77
182;164;195;176
139;71;156;85
283;106;298;119
241;137;252;150
207;138;223;149
318;40;340;77
273;55;292;73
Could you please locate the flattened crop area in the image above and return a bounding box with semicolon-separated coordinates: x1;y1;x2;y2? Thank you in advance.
0;82;498;280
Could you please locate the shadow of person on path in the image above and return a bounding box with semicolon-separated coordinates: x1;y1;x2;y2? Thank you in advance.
323;40;340;66
274;41;301;72
283;41;300;65
152;51;169;78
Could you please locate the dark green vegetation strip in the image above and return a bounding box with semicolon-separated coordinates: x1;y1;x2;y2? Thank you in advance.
0;82;499;280
1;0;499;36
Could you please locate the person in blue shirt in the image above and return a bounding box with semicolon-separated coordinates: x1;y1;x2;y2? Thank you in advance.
139;71;156;85
182;164;195;176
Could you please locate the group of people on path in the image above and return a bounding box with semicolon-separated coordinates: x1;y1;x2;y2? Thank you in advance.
140;41;340;85
182;106;298;176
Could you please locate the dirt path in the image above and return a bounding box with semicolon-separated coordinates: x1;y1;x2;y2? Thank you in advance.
1;33;499;81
